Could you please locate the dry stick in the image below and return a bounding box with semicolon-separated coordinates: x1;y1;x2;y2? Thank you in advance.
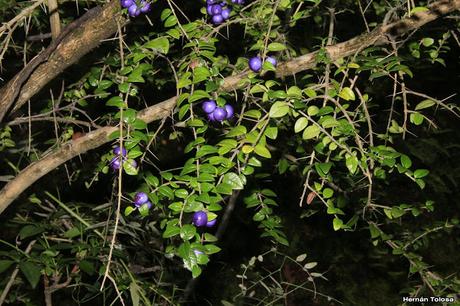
0;240;37;306
0;0;459;215
48;0;62;39
0;0;47;35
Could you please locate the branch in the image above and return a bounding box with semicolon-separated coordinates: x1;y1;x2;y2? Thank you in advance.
0;0;127;122
0;0;459;214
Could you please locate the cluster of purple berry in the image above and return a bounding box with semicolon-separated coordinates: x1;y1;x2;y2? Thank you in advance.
133;191;152;209
109;146;138;171
206;0;245;25
192;211;217;227
120;0;151;17
248;56;277;72
202;100;234;122
206;0;231;25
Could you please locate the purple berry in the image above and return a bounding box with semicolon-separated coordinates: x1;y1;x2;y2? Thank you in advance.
120;0;134;8
206;218;217;227
213;107;227;121
224;104;234;119
249;56;262;72
192;211;208;227
221;8;231;20
207;0;217;4
266;56;277;67
134;192;148;206
212;14;224;25
110;157;122;171
206;4;213;15
202;100;217;114
142;201;152;209
210;4;222;15
113;146;127;157
207;112;216;122
140;1;151;13
128;4;141;17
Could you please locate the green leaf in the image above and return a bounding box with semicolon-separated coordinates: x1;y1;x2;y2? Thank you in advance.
415;99;435;110
226;126;247;137
315;162;332;175
163;224;181;238
400;155;412;168
302;125;320;140
191;265;202;278
124;206;135;216
63;227;81;238
193;67;210;83
189;90;211;103
144;37;170;54
267;42;286;51
332;217;343;231
414;169;429;179
421;37;434;47
269;102;290;118
345;155;359;174
410;6;428;14
307;106;319;116
106;96;125;108
19;225;45;240
123;159;138;176
410;112;424;125
0;260;15;274
294;117;308;133
129;282;140;306
127;66;145;83
204;244;221;254
215;183;233;195
264;126;278;139
164;15;178;27
254;144;271;158
338;87;355;101
223;172;244;190
323;188;334;199
79;260;95;275
158;186;174;199
180;224;197;241
19;262;41;289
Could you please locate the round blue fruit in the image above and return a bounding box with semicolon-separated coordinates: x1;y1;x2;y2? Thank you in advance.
120;0;134;8
266;56;277;67
202;100;217;114
134;192;148;206
128;4;141;17
212;14;224;25
206;4;213;15
224;104;234;119
210;4;222;15
140;1;151;13
206;218;217;227
113;146;127;157
192;211;208;227
249;56;262;72
207;112;216;122
221;8;231;20
110;157;122;171
213;107;227;121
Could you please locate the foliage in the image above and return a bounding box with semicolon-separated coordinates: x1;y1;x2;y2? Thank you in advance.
0;0;460;305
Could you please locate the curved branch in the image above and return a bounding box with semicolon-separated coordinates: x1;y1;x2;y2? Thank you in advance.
0;0;127;122
0;0;459;214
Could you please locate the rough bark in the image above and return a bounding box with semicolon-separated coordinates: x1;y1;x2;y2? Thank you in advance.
0;0;459;214
0;0;127;122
